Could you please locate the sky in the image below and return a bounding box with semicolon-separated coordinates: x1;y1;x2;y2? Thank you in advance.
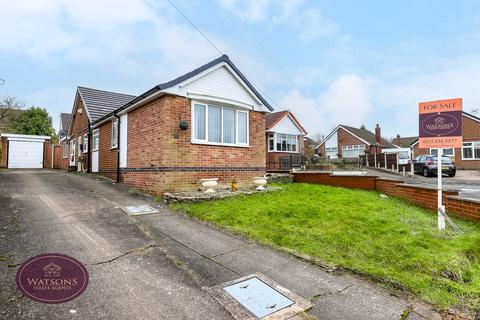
1;0;480;139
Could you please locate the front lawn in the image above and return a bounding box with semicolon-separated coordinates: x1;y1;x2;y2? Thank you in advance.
171;183;480;312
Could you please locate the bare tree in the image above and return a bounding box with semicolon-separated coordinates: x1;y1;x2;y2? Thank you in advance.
471;108;480;116
311;132;325;144
0;96;24;121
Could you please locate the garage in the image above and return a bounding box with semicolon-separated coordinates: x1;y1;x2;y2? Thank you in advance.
0;134;50;169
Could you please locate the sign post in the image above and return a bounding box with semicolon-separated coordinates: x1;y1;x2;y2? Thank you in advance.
419;98;462;230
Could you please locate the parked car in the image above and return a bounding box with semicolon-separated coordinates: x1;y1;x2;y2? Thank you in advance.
412;155;456;177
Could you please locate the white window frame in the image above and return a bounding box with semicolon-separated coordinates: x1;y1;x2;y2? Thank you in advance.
341;144;366;158
62;142;68;159
430;148;454;157
268;132;298;153
461;141;480;160
191;101;249;147
268;133;275;151
111;119;118;149
83;133;88;153
77;136;82;155
92;129;99;151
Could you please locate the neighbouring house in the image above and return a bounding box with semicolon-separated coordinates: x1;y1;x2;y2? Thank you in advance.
316;124;395;159
265;110;308;171
392;135;418;148
410;111;480;170
65;87;136;172
56;113;73;170
59;113;72;140
68;54;273;194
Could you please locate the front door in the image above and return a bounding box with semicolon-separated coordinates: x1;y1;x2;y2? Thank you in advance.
91;129;99;173
77;136;82;171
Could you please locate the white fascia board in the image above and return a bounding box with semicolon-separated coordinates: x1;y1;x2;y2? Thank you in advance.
315;125;341;149
270;114;307;135
1;133;51;141
463;113;480;123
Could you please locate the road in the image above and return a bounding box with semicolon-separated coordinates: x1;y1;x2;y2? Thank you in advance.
0;170;231;320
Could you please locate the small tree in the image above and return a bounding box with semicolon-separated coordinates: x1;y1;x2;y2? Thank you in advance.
9;107;55;137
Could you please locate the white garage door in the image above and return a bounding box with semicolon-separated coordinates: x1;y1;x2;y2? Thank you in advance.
8;140;44;168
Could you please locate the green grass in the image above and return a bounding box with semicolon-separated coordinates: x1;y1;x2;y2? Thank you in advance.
171;183;480;312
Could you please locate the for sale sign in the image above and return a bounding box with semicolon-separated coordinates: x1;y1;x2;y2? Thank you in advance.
419;98;462;149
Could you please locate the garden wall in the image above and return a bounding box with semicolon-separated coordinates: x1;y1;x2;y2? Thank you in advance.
292;172;480;222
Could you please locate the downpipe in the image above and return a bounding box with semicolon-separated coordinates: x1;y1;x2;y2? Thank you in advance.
115;114;120;183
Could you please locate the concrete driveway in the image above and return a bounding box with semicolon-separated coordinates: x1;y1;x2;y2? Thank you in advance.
0;170;231;320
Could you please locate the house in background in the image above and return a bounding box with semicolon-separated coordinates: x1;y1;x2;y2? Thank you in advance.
410;111;480;170
66;55;272;194
57;112;72;170
265;110;308;171
392;135;418;148
316;124;395;159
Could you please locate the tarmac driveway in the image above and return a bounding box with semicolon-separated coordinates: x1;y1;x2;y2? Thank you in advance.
0;170;231;320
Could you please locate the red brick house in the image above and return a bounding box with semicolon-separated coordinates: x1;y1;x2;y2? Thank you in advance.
265;110;308;171
316;124;395;159
410;111;480;169
64;87;135;172
69;55;273;194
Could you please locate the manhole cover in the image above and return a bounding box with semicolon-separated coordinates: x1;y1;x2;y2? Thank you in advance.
124;205;159;216
224;277;294;318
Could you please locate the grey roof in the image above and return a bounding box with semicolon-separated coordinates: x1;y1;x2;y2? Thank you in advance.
101;55;273;124
60;113;71;131
77;86;136;122
341;125;395;148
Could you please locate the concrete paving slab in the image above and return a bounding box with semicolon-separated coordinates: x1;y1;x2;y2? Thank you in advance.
140;213;249;257
266;260;351;298
310;284;407;320
212;244;293;276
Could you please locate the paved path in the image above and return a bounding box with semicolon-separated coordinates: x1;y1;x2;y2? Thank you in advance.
0;170;230;320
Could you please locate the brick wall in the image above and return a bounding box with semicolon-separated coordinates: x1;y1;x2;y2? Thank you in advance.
69;100;89;171
293;172;377;190
0;137;7;168
413;115;480;169
97;120;118;180
121;94;266;194
292;172;480;222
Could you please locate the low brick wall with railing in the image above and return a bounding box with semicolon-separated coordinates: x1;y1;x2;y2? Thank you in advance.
292;172;480;222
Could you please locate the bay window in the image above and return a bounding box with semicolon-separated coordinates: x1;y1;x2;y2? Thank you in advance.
192;102;248;146
268;133;298;152
342;145;365;158
462;142;480;160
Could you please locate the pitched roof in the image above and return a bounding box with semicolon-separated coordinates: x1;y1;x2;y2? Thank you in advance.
341;125;395;147
317;124;395;149
265;111;289;130
77;86;136;122
265;110;308;134
393;136;418;147
96;55;274;125
60;113;71;130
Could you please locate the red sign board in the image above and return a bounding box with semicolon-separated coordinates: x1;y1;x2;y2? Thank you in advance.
418;98;463;149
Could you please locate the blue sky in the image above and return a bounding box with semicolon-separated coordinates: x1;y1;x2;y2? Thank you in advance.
1;1;480;139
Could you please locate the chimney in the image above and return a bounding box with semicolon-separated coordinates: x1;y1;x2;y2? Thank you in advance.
375;124;381;144
396;134;400;145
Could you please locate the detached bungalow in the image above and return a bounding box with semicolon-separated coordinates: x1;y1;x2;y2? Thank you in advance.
316;124;395;159
67;55;273;194
265;110;308;171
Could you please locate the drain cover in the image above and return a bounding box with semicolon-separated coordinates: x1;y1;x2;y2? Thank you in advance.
224;277;294;318
124;205;159;216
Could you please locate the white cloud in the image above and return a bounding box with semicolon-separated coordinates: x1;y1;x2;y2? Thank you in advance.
279;74;372;136
216;0;270;22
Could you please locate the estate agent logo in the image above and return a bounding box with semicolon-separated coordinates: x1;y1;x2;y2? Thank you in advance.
418;98;463;148
16;253;88;304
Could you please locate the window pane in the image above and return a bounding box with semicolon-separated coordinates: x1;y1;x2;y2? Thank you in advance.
208;106;221;143
475;143;480;159
223;109;235;144
463;147;473;159
238;112;247;144
194;104;206;140
269;138;274;151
